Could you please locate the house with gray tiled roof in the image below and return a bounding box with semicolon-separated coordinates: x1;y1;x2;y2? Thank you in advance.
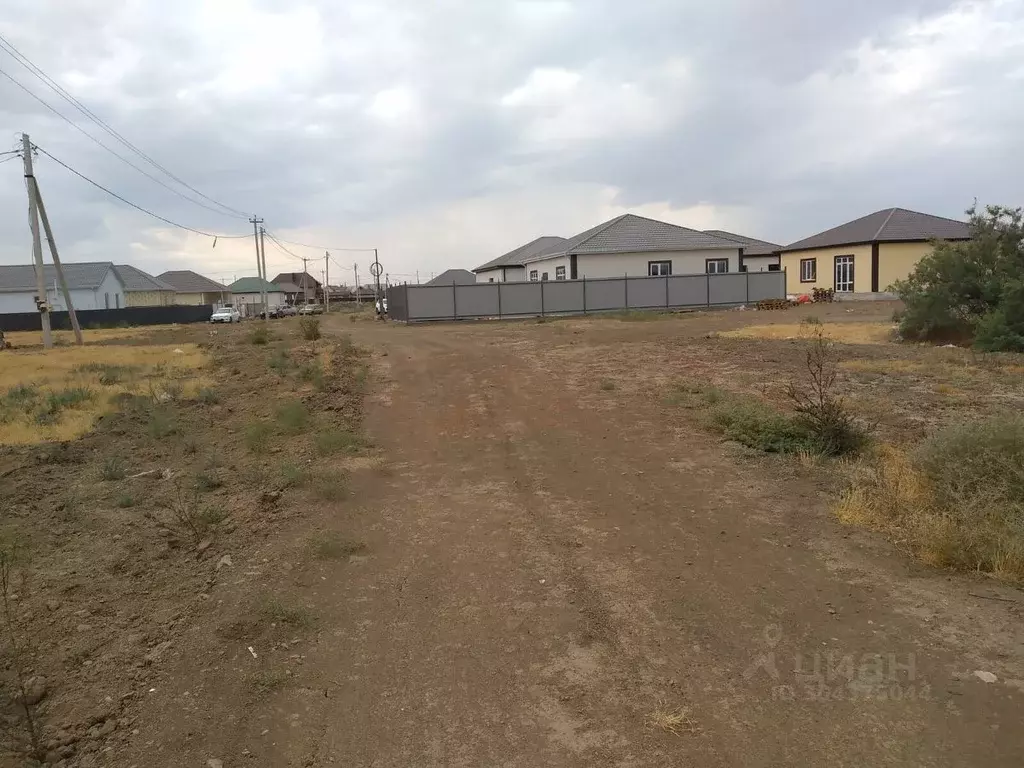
157;270;229;306
113;265;177;307
779;208;971;295
0;261;127;313
507;214;743;283
704;230;782;273
473;236;567;283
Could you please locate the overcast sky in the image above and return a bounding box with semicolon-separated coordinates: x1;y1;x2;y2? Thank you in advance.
1;0;1022;285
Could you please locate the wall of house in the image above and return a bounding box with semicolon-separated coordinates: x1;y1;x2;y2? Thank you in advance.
742;255;781;272
125;290;173;307
232;291;286;313
524;249;741;280
0;292;38;313
476;268;504;283
878;242;934;292
171;292;205;306
781;244;873;294
476;266;528;283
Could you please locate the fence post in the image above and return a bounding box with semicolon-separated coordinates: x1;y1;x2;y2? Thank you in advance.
452;281;457;321
624;273;628;309
665;275;669;308
497;280;502;319
582;275;587;314
540;279;545;317
745;271;750;305
706;272;711;306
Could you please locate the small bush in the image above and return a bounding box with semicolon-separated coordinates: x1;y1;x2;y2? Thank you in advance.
275;400;309;434
194;472;223;492
310;532;367;560
245;422;273;453
115;494;135;509
147;407;177;439
311;468;348;501
3;384;39;410
313;428;364;456
706;398;816;454
100;457;126;481
198;388;220;405
249;326;271;345
279;463;308;488
838;416;1024;578
268;349;290;371
299;317;321;341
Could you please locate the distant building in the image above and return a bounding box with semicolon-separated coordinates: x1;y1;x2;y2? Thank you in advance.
0;262;126;313
271;272;321;304
158;270;230;306
228;277;286;316
425;269;477;286
113;265;177;306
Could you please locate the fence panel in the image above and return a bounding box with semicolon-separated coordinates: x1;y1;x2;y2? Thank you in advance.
708;273;748;305
453;284;500;318
499;282;543;316
391;269;787;322
543;281;584;314
0;304;214;332
626;276;667;309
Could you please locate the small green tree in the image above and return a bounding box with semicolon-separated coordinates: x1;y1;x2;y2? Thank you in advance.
893;204;1024;350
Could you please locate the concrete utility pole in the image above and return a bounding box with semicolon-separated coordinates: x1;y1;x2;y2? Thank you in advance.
354;264;360;306
249;216;265;320
325;252;330;313
23;134;52;349
33;178;82;345
260;226;269;316
301;258;308;305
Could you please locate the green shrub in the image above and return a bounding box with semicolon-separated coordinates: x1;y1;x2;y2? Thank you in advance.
275;400;309;433
706;398;816;454
279;463;308;488
894;204;1024;350
299;317;321;341
245;422;273;453
197;388;220;405
313;428;364;455
268;349;290;371
101;457;126;481
311;468;348;501
115;494;135;509
249;326;271;345
147;407;177;439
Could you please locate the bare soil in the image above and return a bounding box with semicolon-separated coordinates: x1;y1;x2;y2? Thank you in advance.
3;304;1024;767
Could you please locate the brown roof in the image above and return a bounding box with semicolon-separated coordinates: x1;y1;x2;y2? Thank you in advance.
783;208;970;252
157;270;227;293
704;230;780;257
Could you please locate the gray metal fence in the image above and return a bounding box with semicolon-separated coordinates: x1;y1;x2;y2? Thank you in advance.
386;270;786;322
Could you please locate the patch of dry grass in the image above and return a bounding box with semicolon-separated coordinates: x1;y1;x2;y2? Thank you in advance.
724;322;896;345
646;707;698;736
0;344;208;445
4;326;159;348
837;417;1024;579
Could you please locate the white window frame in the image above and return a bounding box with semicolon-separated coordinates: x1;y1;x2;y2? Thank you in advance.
529;270;538;282
555;266;566;280
705;258;729;275
800;258;817;282
648;260;672;277
834;255;854;293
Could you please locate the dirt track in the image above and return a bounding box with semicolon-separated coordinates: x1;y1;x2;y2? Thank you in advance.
233;310;1023;767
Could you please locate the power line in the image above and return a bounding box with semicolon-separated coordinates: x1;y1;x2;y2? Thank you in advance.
0;64;250;221
34;144;250;240
0;155;18;165
265;233;377;253
0;34;251;219
263;233;305;263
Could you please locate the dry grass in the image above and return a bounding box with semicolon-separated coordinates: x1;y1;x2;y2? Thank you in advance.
837;418;1024;580
4;326;160;348
645;707;698;736
723;322;896;345
0;343;208;445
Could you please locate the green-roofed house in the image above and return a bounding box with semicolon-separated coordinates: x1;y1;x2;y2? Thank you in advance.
228;277;286;317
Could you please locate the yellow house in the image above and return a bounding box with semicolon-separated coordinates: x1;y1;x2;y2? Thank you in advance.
779;208;970;295
157;270;230;306
113;265;176;307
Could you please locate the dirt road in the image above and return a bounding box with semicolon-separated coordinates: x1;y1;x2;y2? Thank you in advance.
222;314;1024;767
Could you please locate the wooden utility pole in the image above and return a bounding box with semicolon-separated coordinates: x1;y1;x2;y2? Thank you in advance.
33;179;82;345
22;134;51;349
249;216;265;320
325;252;330;313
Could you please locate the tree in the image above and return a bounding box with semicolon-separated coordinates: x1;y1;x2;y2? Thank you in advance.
893;204;1024;350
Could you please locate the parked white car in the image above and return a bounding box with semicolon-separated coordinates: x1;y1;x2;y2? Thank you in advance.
210;307;241;323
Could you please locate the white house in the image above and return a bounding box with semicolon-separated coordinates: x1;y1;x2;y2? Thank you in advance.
516;214;743;282
227;277;286;317
0;262;127;314
473;236;566;283
704;230;781;272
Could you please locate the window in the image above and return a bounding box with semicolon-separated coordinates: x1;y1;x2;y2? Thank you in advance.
555;266;566;280
800;258;817;282
541;272;549;281
706;258;729;274
488;278;495;283
768;264;781;272
648;260;672;277
104;292;110;309
115;294;121;309
834;255;855;293
529;270;538;281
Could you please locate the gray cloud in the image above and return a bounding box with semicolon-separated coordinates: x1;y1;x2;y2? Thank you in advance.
1;0;1022;280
